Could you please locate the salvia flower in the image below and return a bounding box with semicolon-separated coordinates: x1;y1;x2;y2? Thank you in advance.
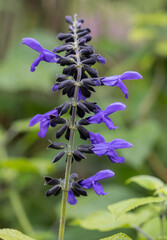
29;109;58;138
87;102;126;130
101;71;142;98
89;131;105;144
67;169;115;205
92;139;133;163
22;38;61;72
24;14;143;239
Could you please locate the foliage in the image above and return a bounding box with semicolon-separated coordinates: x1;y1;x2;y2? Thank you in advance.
73;175;167;238
100;232;132;240
126;175;164;191
0;229;34;240
0;0;167;239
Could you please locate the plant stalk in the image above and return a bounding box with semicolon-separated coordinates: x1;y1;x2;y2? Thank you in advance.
135;226;153;240
9;189;35;237
58;15;81;240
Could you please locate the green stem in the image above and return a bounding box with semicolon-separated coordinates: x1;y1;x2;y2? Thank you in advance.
9;189;35;237
135;226;154;240
58;14;82;240
160;213;166;238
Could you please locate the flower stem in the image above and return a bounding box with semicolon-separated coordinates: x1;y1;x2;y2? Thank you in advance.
58;15;81;240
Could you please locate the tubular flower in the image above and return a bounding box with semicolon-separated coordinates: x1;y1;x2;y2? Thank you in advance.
92;139;133;163
67;189;78;205
29;109;58;138
87;102;126;130
79;169;115;195
67;170;115;205
101;71;142;98
89;131;105;144
22;38;61;72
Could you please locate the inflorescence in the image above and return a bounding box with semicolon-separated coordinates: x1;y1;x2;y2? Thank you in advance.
23;14;142;205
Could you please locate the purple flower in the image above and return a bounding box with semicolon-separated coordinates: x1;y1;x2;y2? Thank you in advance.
22;38;61;72
89;132;105;144
67;189;78;205
101;71;142;98
92;139;133;163
52;85;86;101
29;109;58;138
78;88;86;101
67;170;115;204
80;169;114;195
96;55;106;64
52;84;59;92
87;102;126;130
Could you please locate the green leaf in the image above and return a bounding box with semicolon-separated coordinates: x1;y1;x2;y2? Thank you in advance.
135;13;167;27
73;207;155;232
100;232;132;240
0;229;34;240
102;120;161;169
73;210;132;231
63;184;142;220
0;158;52;175
155;41;167;57
155;185;167;196
108;197;165;219
137;216;167;239
126;175;164;191
124;120;161;169
0;30;60;93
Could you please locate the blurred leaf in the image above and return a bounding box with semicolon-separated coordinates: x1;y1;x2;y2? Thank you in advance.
73;206;155;232
108;197;165;219
63;184;142;220
126;175;164;191
154;185;167;196
135;13;167;27
124;120;161;169
9;119;32;133
0;125;7;157
100;232;132;240
0;158;52;175
137;216;167;239
104;120;161;169
0;30;60;93
129;28;156;42
155;41;167;57
73;210;133;231
0;229;34;240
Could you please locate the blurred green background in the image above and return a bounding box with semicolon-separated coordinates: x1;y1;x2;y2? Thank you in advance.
0;0;167;239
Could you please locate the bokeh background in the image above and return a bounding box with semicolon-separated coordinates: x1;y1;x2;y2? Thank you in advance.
0;0;167;239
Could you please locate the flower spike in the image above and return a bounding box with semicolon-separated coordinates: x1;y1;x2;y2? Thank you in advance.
24;14;143;239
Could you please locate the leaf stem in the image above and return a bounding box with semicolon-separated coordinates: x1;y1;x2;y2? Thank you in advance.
135;226;154;240
58;14;81;240
9;189;35;237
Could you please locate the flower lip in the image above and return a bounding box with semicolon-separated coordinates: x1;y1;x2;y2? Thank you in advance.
92;138;133;163
79;169;115;196
87;102;126;130
22;37;61;72
29;109;58;138
101;71;142;98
